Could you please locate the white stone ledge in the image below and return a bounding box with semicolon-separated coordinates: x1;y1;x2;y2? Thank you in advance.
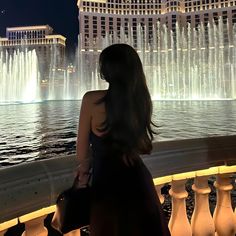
148;135;236;178
0;135;236;225
0;156;78;223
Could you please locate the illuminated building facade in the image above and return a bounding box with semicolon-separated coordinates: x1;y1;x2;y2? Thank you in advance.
0;25;66;80
78;0;236;51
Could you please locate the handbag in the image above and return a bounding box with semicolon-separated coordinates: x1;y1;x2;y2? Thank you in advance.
51;177;91;234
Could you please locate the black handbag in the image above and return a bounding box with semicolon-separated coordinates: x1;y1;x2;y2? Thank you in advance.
51;178;91;234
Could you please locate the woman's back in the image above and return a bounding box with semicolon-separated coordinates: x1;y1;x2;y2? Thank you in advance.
89;127;171;236
84;91;170;236
76;44;170;236
86;90;107;137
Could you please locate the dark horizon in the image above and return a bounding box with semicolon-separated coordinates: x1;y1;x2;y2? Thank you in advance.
0;0;79;61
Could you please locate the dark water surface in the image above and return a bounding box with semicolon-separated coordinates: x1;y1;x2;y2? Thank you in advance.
0;100;236;167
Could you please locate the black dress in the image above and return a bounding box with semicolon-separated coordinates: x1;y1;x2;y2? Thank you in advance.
89;131;171;236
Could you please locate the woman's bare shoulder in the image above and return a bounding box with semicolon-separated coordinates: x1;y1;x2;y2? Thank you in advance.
83;90;107;102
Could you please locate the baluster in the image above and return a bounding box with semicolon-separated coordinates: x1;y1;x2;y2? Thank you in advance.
191;176;215;236
168;179;192;236
155;184;164;204
21;216;48;236
213;174;236;236
0;230;7;236
235;178;236;222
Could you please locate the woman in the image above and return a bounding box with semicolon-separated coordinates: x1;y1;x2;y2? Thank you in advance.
76;44;170;236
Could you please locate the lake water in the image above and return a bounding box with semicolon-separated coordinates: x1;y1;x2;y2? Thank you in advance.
0;100;236;167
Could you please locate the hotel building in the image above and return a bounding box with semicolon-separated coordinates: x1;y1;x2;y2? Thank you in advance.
77;0;236;51
0;25;66;80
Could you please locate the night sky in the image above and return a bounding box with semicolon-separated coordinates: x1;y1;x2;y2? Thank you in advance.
0;0;79;58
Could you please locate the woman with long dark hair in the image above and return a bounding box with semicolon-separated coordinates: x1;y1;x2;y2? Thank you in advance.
77;44;170;236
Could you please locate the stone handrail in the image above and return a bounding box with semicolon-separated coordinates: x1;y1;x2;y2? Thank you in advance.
0;135;236;235
148;135;236;177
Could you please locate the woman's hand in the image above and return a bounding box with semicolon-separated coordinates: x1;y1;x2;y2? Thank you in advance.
75;165;90;188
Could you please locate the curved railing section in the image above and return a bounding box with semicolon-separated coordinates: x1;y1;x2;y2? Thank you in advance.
0;135;236;236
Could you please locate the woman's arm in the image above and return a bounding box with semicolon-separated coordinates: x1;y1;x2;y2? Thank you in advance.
76;92;92;187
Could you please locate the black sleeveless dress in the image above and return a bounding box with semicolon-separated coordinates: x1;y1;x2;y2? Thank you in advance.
89;131;171;236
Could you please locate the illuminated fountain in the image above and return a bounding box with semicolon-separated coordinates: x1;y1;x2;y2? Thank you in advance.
0;50;40;104
78;19;236;100
0;19;236;103
0;50;76;103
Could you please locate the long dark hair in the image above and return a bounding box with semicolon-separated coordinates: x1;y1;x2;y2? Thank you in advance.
97;44;156;158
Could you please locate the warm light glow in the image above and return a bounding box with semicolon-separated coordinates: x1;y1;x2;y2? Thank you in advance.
196;167;219;176
46;35;66;41
153;165;236;185
0;219;18;231
153;175;172;185
7;25;52;32
19;205;56;223
172;171;196;181
89;0;106;2
219;165;236;174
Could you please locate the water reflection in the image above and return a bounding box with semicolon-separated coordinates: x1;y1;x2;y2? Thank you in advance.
0;100;236;167
153;101;236;141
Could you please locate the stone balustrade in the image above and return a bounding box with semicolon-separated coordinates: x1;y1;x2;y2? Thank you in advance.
0;135;236;236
